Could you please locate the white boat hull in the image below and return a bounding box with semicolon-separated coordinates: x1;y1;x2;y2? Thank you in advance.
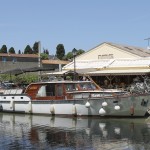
0;94;149;117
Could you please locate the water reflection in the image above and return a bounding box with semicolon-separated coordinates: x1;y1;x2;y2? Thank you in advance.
0;113;150;150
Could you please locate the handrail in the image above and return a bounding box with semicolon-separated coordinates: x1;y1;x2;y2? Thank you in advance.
3;88;23;95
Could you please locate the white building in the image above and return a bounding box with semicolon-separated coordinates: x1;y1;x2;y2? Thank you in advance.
62;42;150;88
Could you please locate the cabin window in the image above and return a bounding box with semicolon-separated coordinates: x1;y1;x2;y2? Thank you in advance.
46;84;55;96
36;85;46;97
56;84;63;96
79;83;97;90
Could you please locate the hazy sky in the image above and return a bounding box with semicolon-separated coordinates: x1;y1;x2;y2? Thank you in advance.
0;0;150;54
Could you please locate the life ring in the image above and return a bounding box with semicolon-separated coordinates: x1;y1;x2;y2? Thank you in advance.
130;106;134;115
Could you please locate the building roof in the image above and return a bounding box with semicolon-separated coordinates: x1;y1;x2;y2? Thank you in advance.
106;42;150;57
0;53;39;58
0;67;54;76
42;59;70;65
95;42;150;57
81;42;150;58
0;53;70;65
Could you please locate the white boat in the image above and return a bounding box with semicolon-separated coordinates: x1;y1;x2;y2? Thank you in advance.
0;78;149;117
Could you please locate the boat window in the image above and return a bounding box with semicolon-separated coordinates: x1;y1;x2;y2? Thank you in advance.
36;85;46;97
65;83;78;91
36;84;55;97
56;84;63;96
46;84;55;96
79;82;97;90
91;83;97;90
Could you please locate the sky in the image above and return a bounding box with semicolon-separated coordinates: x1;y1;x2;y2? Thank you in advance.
0;0;150;54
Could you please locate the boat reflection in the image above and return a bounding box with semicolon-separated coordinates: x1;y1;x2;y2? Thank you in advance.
0;113;150;150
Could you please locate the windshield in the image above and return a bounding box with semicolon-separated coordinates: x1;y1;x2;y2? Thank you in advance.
65;83;79;91
79;82;97;90
0;82;18;89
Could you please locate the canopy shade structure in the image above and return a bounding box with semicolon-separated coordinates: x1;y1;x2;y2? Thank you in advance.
63;58;150;71
86;68;150;76
0;67;54;76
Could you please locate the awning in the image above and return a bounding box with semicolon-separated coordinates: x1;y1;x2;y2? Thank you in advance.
86;69;150;76
41;68;97;76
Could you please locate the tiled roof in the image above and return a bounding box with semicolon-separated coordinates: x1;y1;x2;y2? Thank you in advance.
0;53;38;58
106;42;150;57
86;42;150;57
42;59;70;65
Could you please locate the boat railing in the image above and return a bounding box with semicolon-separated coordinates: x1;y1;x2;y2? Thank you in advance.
3;88;23;95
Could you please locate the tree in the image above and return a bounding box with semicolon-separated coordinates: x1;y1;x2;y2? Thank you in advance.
8;47;15;54
43;48;49;55
65;52;73;60
45;49;49;55
77;49;85;55
18;50;21;54
0;45;7;53
40;53;49;60
65;49;85;60
33;42;39;54
24;45;33;54
56;44;65;60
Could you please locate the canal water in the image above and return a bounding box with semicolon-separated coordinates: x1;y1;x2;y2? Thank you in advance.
0;113;150;150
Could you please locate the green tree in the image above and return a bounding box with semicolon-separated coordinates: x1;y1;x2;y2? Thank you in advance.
18;50;21;54
40;53;49;60
77;49;85;55
24;45;33;54
56;44;65;60
33;42;39;54
0;45;7;53
45;49;49;55
65;49;85;60
8;47;15;54
43;48;49;55
65;52;73;60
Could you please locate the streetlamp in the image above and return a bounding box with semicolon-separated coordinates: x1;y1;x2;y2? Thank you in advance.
72;48;77;80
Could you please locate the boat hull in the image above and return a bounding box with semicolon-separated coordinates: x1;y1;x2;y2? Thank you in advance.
0;94;149;117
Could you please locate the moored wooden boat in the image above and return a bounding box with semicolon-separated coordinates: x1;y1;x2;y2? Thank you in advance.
0;79;149;117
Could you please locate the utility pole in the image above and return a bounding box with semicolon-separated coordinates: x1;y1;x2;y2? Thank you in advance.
38;41;41;81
